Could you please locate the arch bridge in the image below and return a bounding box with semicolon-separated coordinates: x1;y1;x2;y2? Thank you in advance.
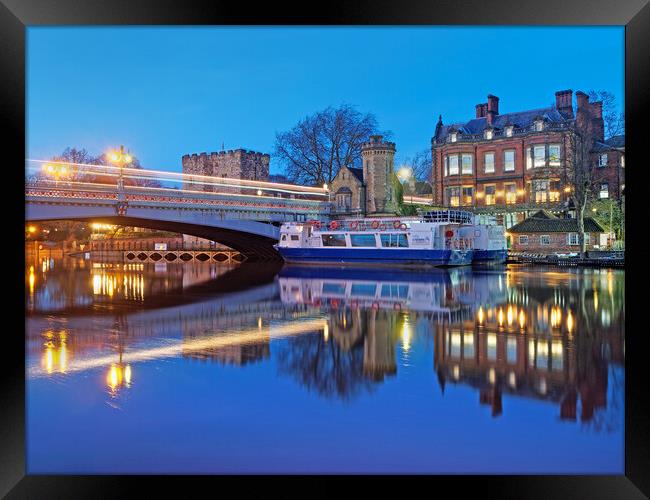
26;160;331;261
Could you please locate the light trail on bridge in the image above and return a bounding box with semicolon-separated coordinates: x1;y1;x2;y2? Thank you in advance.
28;317;328;379
26;159;328;197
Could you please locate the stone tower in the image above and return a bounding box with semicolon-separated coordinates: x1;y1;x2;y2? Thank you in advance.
361;135;396;214
181;149;270;193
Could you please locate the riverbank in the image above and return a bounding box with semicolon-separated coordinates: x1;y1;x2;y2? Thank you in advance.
507;251;624;268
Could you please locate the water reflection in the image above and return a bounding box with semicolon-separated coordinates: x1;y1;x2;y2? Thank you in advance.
26;257;624;473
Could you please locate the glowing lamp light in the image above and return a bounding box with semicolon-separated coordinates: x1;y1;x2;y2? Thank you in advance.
124;155;132;164
257;189;263;196
110;153;119;162
323;183;328;190
28;226;36;233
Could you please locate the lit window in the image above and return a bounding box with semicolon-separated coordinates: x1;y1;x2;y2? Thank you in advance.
461;154;473;174
484;153;495;173
549;144;561;167
446;186;460;207
534;146;545;168
485;185;496;206
567;233;579;246
533;180;550;203
444;156;449;176
540;235;550;245
505;126;513;137
504;150;515;172
462;186;474;206
535;120;544;131
485;129;493;140
621;155;625;167
505;183;517;204
449;155;459;175
599;154;608;167
599;183;609;199
519;235;529;245
450;132;457;143
526;147;532;169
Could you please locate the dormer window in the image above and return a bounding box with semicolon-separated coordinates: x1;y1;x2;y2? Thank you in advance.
534;119;544;132
505;126;513;137
450;132;457;143
485;129;493;140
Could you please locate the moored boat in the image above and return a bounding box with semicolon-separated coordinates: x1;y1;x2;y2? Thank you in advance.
458;214;508;265
276;210;475;268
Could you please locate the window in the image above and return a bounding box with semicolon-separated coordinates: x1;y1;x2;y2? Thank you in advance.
350;234;377;247
505;126;513;137
599;183;609;199
484;152;495;173
533;179;550;203
444;156;449;176
380;233;409;248
281;235;286;241
485;129;493;140
504;150;515;172
534;146;546;168
462;186;474;206
450;132;457;143
518;235;529;245
461;154;473;174
336;192;351;209
448;155;459;175
323;283;346;295
535;120;544;131
446;186;460;207
526;147;532;169
321;234;347;247
540;235;551;245
505;183;517;204
567;233;579;246
549;144;561;167
621;155;625;167
485;185;496;206
599;154;608;167
350;283;377;296
381;284;409;299
290;235;300;241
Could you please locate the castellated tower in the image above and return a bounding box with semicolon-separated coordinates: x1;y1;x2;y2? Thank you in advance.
361;135;396;214
181;149;270;193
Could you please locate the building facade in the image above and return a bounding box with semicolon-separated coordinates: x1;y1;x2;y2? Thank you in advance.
329;135;396;217
181;148;270;193
431;90;613;228
592;135;625;202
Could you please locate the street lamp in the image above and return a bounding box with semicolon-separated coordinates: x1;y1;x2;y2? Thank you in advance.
107;145;133;214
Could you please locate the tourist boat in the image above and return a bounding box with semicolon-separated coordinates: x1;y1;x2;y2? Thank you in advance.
458;214;508;265
276;210;475;267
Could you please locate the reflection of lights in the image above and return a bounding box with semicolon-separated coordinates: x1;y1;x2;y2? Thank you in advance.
258;316;263;330
506;305;514;326
550;306;562;329
538;377;547;395
488;368;496;385
593;290;599;311
508;371;516;388
487;333;497;349
45;345;54;374
401;319;411;352
124;365;132;387
28;266;35;294
477;306;484;324
107;363;133;394
323;323;329;342
498;308;504;327
518;310;526;330
452;365;460;380
566;310;574;333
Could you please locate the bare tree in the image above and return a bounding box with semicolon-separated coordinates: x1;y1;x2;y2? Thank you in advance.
400;148;433;196
274;104;384;186
587;90;625;138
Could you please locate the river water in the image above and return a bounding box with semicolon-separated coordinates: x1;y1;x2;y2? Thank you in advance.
25;256;624;473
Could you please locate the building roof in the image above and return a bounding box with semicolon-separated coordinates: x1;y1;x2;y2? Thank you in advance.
435;107;568;142
509;210;605;233
594;134;625;152
347;167;364;182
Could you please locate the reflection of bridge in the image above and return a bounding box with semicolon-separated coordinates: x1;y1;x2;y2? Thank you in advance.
26;160;330;260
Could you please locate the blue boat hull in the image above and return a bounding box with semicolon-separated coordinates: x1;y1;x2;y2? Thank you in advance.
472;249;508;264
277;247;473;267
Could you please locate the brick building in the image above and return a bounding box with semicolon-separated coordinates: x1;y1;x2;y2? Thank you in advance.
181;148;270;193
431;90;615;228
592;135;625;202
507;210;604;253
329;135;397;216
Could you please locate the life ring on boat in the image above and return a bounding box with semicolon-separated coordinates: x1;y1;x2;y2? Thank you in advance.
312;220;321;230
399;223;407;230
349;221;359;230
445;230;454;238
393;220;401;229
329;221;339;230
379;223;387;231
371;221;380;230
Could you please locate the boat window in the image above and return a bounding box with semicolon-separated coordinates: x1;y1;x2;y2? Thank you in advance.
290;235;300;241
380;233;409;248
281;235;286;241
380;284;409;298
321;234;347;247
350;283;377;296
350;234;377;247
322;283;346;295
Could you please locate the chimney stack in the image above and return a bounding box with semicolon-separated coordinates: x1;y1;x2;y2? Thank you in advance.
475;103;488;118
486;95;499;126
555;89;574;118
575;91;589;110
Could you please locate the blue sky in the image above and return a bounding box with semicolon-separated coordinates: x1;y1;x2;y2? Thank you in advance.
27;26;624;175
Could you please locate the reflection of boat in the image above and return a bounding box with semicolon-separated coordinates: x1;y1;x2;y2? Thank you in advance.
279;265;474;321
277;210;475;267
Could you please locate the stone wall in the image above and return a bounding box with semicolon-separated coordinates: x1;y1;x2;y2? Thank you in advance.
362;135;396;214
329;166;365;216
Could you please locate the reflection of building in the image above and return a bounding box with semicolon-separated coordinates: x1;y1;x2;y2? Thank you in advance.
182;342;270;366
362;310;397;381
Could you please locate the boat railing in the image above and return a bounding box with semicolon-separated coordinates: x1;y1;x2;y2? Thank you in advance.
420;210;474;224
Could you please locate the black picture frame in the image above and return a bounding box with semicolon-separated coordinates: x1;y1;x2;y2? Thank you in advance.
2;0;648;497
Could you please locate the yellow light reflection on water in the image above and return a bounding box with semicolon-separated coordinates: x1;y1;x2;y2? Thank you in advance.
498;308;504;327
594;290;599;311
28;266;35;295
401;319;412;352
477;306;484;325
506;305;514;326
567;310;574;333
518;310;526;330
